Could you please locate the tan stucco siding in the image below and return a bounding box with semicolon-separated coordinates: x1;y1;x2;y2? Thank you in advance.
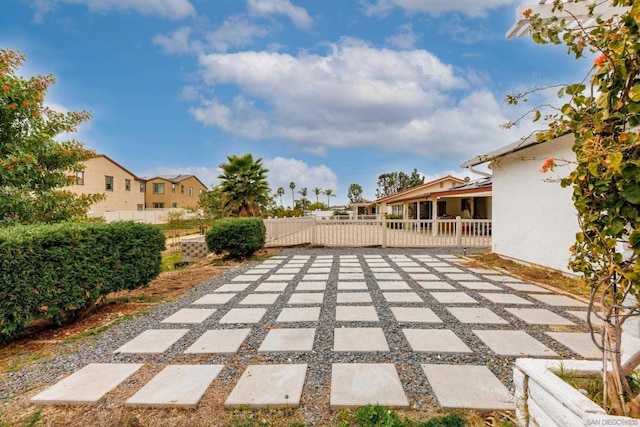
67;156;145;214
145;176;207;209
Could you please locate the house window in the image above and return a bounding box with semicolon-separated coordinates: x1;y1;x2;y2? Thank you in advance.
437;201;447;216
105;176;113;191
439;182;444;188
198;189;204;196
125;179;131;191
153;183;165;194
153;202;165;208
189;187;193;197
139;182;146;192
172;202;178;208
136;204;144;211
76;171;85;185
180;185;184;194
172;183;176;193
392;205;403;216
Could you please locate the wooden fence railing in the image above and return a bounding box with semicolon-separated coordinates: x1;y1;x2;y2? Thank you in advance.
263;217;491;248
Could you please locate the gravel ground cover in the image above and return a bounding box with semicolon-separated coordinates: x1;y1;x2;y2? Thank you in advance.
0;247;594;425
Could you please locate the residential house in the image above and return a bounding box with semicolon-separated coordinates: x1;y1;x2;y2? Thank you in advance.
375;175;477;220
461;133;577;273
144;175;207;209
67;154;146;215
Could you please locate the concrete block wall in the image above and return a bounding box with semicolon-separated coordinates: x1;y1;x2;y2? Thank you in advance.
180;236;208;262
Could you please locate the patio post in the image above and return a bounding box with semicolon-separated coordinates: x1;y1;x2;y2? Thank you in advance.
381;215;387;248
311;216;317;245
455;216;462;247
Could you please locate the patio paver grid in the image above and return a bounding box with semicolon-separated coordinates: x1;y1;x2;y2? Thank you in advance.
30;249;597;415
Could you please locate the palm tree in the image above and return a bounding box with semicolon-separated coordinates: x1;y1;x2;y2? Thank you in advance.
289;181;296;208
313;187;322;205
298;187;308;210
276;187;285;207
218;153;270;217
324;189;336;207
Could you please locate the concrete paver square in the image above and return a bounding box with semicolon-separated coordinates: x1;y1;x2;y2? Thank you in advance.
530;294;588;307
114;329;189;354
31;363;142;405
505;308;576;325
254;282;288;292
339;273;365;280
391;307;442;323
193;293;236;305
215;283;251;293
161;308;217;324
418;281;456;290
445;273;479;281
276;307;321;322
125;365;224;408
457;281;502;291
259;328;316;352
266;274;295;281
546;332;601;358
334;328;389;351
403;329;472;353
225;364;307;407
371;267;395;272
337;292;372;303
446;308;508;324
287;293;325;305
482;275;522;283
185;329;251;353
432;267;463;273
402;267;428;273
336;306;379;322
219;308;267;324
239;293;280;305
479;293;533;305
383;292;423;303
566;310;590;322
421;364;514;410
247;269;271;275
277;268;300;274
338;282;368;290
431;292;478;304
330;364;408;408
233;275;262;282
375;272;403;280
376;281;411;290
409;274;439;281
501;282;551;293
473;330;557;356
308;267;331;273
339;267;362;273
296;282;326;291
467;268;497;274
302;274;329;281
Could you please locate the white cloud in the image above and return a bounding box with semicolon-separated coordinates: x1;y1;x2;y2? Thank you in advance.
248;0;312;29
361;0;517;18
153;27;203;54
386;23;418;49
190;38;526;161
263;157;338;200
30;0;196;21
206;16;269;52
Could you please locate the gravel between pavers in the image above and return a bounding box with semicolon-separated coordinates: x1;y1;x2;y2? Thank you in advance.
0;247;593;423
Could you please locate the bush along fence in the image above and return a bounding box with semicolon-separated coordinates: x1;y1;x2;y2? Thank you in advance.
0;221;165;341
206;218;266;259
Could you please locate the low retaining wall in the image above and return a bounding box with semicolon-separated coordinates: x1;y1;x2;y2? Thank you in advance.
180;236;207;262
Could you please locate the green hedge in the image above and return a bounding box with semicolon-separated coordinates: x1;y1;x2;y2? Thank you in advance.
206;218;265;259
385;214;404;229
0;221;165;341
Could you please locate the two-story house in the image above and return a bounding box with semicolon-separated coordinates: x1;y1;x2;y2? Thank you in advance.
144;175;207;209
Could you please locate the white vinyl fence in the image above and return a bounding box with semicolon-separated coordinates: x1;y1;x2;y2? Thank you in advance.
264;217;491;248
89;209;202;224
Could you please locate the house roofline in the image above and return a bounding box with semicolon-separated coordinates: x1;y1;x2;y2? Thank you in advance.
375;175;466;203
145;175;208;189
94;154;145;181
460;133;574;168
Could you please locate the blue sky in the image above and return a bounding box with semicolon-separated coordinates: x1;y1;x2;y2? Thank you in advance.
2;0;589;205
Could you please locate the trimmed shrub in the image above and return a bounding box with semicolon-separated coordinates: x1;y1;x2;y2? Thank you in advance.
206;218;265;259
0;221;165;341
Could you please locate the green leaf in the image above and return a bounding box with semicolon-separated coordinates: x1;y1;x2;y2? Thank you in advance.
630;83;640;102
622;183;640;204
630;230;640;249
607;152;623;174
533;109;541;122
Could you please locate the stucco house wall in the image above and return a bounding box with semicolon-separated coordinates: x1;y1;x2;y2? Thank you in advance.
67;155;145;215
145;176;207;209
490;134;578;273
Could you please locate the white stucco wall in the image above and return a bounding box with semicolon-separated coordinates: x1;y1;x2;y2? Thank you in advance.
491;134;579;273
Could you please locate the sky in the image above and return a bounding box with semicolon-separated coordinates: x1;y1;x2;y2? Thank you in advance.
2;0;592;205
